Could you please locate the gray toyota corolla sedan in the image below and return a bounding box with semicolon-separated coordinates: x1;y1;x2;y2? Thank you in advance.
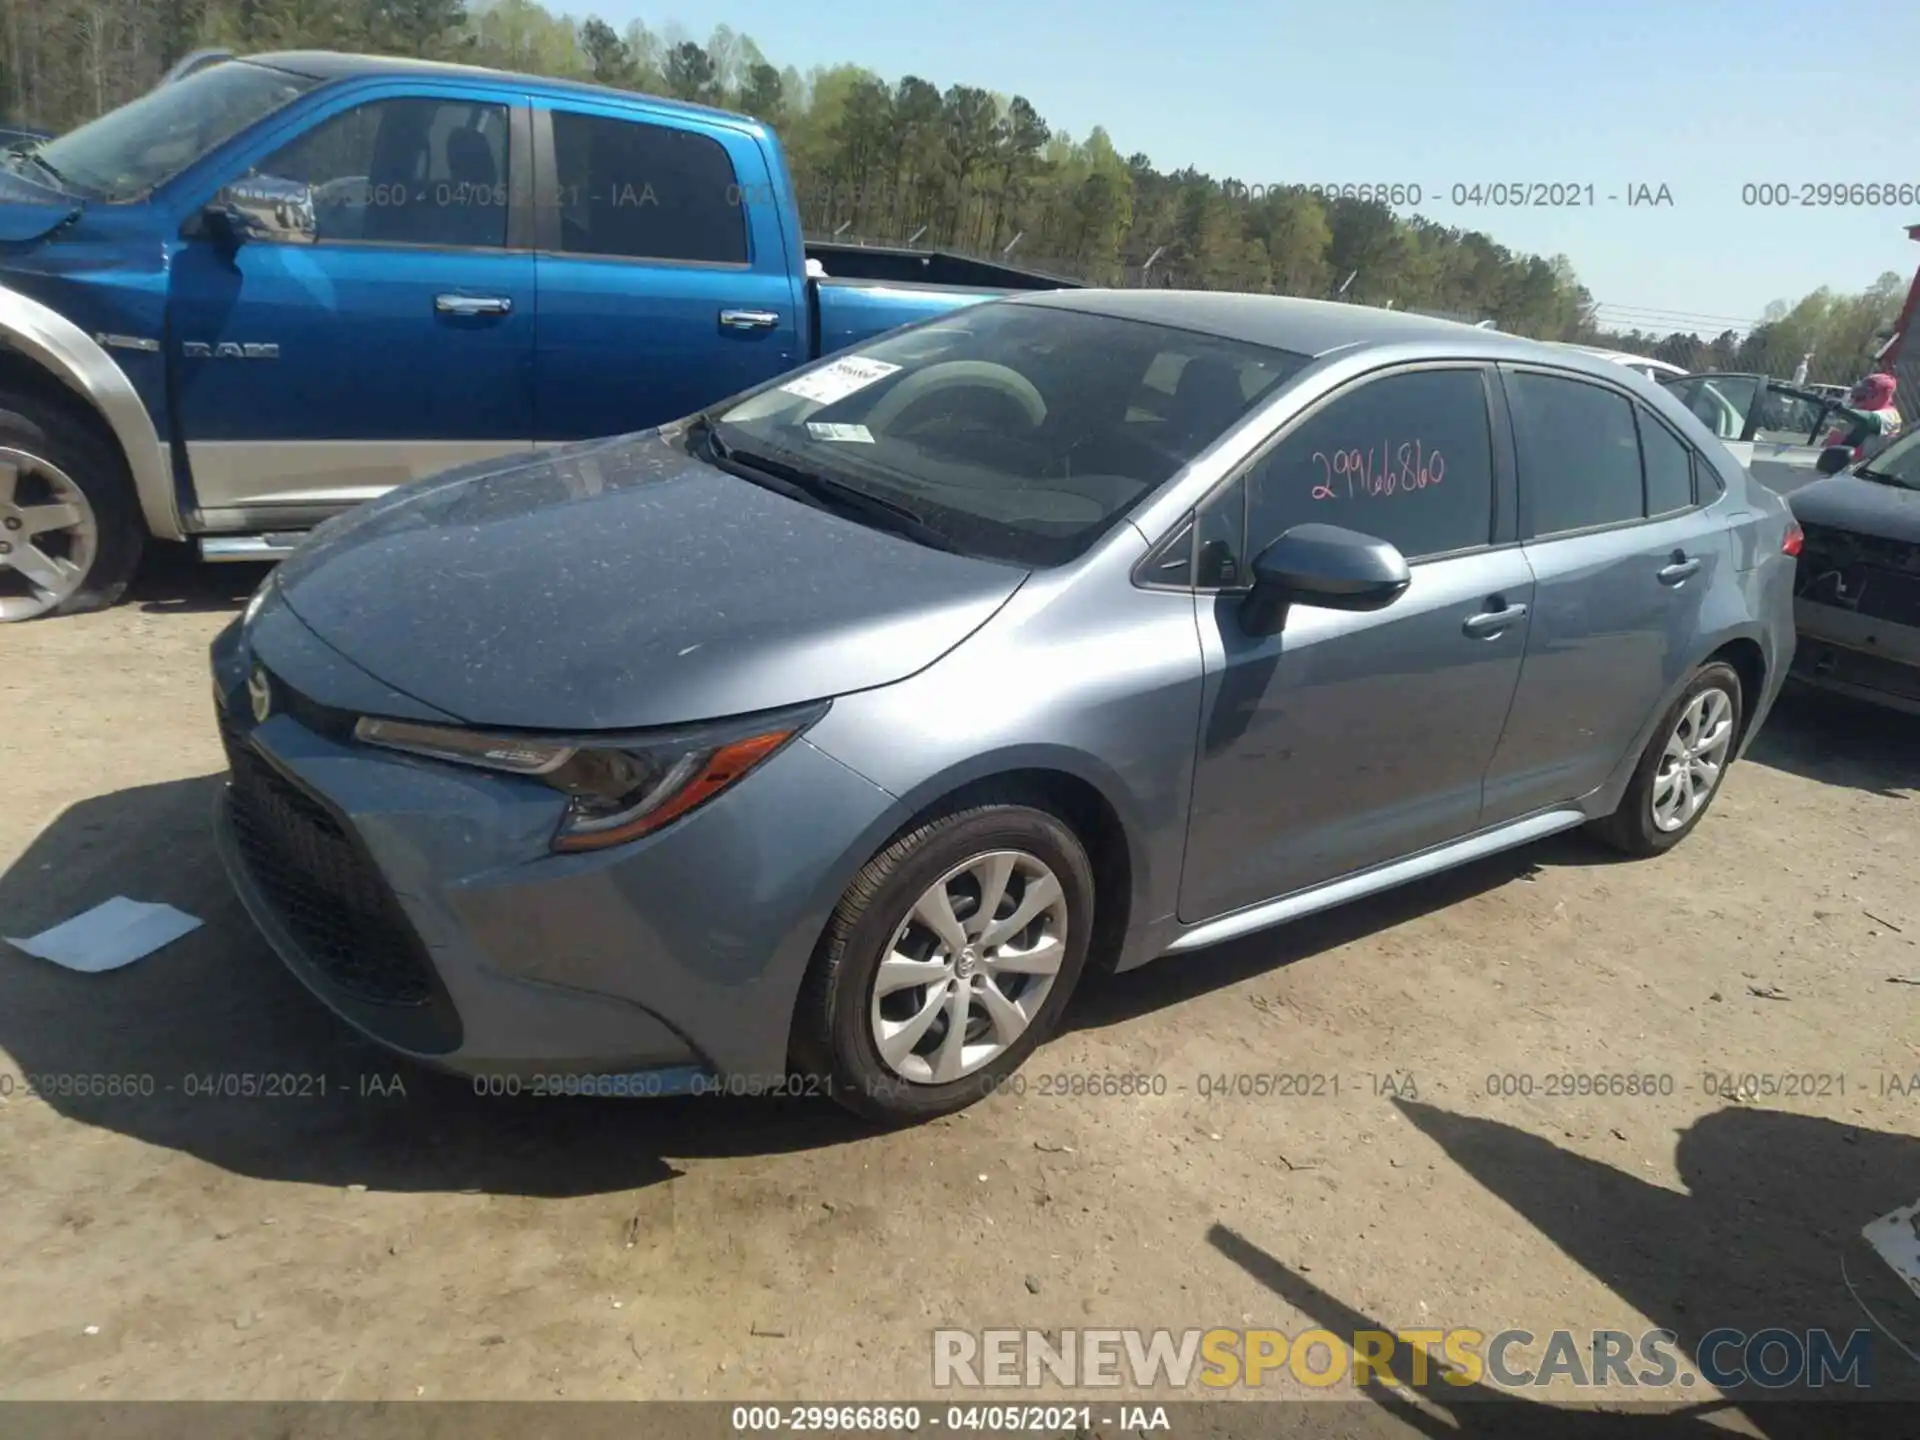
210;291;1800;1122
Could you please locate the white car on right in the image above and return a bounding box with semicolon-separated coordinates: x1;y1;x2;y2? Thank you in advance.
1564;345;1690;383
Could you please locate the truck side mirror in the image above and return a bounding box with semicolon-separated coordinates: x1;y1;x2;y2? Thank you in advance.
1815;445;1853;476
206;174;315;246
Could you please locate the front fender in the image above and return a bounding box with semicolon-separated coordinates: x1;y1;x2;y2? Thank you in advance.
0;282;178;540
813;734;1174;969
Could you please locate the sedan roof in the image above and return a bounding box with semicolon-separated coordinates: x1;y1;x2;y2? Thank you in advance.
1011;288;1587;368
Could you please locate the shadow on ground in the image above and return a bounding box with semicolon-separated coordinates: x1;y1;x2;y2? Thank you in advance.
1747;687;1920;799
1070;827;1628;1036
0;774;883;1200
1209;1102;1920;1436
3;765;1674;1202
126;542;271;615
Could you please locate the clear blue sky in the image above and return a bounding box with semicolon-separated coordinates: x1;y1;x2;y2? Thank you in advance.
590;0;1920;332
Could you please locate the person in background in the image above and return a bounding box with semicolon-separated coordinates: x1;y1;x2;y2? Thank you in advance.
1820;370;1903;455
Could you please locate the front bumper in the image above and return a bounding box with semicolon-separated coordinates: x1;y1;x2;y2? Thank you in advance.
1789;598;1920;717
209;608;907;1083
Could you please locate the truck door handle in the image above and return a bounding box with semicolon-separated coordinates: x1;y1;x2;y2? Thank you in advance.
436;294;512;316
1463;602;1527;637
719;308;780;331
1658;555;1701;585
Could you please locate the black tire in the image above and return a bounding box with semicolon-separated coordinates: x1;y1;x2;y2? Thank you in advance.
1589;660;1744;857
0;388;144;620
794;802;1097;1124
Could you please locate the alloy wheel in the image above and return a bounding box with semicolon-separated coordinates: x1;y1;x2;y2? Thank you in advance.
1650;686;1735;833
869;849;1070;1084
0;447;98;621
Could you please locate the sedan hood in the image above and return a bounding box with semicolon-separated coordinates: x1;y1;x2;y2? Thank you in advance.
274;427;1028;730
1790;472;1920;544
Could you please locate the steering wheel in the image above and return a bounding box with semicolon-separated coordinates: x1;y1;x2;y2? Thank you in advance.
863;361;1047;435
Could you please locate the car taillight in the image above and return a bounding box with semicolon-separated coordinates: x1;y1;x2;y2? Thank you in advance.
1782;520;1804;557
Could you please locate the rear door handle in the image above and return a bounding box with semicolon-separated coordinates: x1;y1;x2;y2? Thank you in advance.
719;308;781;331
436;294;512;316
1463;603;1528;638
1658;557;1702;585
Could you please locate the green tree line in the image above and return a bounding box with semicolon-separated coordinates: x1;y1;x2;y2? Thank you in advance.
0;0;1904;381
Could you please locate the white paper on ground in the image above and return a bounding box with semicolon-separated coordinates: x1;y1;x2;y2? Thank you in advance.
779;356;901;406
5;896;203;973
1863;1199;1920;1300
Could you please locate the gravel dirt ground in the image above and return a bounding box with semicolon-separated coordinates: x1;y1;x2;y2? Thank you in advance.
2;548;1918;1431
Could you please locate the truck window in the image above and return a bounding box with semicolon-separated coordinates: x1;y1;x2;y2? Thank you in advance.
548;111;747;265
254;98;510;249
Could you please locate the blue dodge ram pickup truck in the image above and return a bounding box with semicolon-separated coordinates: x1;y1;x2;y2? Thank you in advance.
0;51;1068;621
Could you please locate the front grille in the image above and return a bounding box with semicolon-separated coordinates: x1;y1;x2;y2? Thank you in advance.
1795;524;1920;626
218;706;437;1007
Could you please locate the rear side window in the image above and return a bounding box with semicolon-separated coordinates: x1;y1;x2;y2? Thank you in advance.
1638;408;1695;515
1508;371;1643;536
1243;368;1496;562
549;111;747;264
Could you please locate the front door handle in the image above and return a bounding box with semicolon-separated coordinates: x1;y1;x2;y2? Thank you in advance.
1463;603;1528;638
719;308;780;331
436;293;513;316
1658;556;1702;586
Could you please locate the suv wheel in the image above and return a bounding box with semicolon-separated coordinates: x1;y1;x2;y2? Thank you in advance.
0;392;143;621
795;803;1096;1124
1591;660;1744;856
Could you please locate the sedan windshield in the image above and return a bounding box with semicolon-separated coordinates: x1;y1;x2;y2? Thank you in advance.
710;302;1311;567
28;60;317;202
1853;428;1920;489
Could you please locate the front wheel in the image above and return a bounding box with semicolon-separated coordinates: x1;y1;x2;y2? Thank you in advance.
794;803;1096;1124
0;392;144;621
1590;661;1744;856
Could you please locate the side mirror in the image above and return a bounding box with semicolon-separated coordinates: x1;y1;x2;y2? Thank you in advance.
1815;445;1853;476
1239;523;1412;636
206;174;315;245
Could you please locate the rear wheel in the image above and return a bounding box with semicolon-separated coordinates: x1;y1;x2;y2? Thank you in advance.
0;393;143;621
1590;661;1744;857
794;803;1096;1124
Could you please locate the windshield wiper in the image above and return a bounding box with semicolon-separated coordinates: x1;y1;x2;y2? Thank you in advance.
699;423;958;552
6;144;74;191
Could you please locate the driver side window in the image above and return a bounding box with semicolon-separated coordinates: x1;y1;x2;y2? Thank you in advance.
1753;384;1828;445
1664;375;1757;440
1243;367;1497;563
252;97;509;248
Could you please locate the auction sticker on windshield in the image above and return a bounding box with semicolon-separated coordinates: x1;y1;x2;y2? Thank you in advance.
806;422;875;443
781;356;902;405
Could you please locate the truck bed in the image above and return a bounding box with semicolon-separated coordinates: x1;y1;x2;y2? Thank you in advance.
805;242;1082;292
806;248;1079;358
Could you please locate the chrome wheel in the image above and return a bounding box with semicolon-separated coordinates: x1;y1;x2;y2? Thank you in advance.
869;850;1070;1084
1650;686;1735;832
0;446;97;621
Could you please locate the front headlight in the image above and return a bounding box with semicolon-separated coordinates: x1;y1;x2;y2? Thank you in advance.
240;569;277;632
352;708;818;852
